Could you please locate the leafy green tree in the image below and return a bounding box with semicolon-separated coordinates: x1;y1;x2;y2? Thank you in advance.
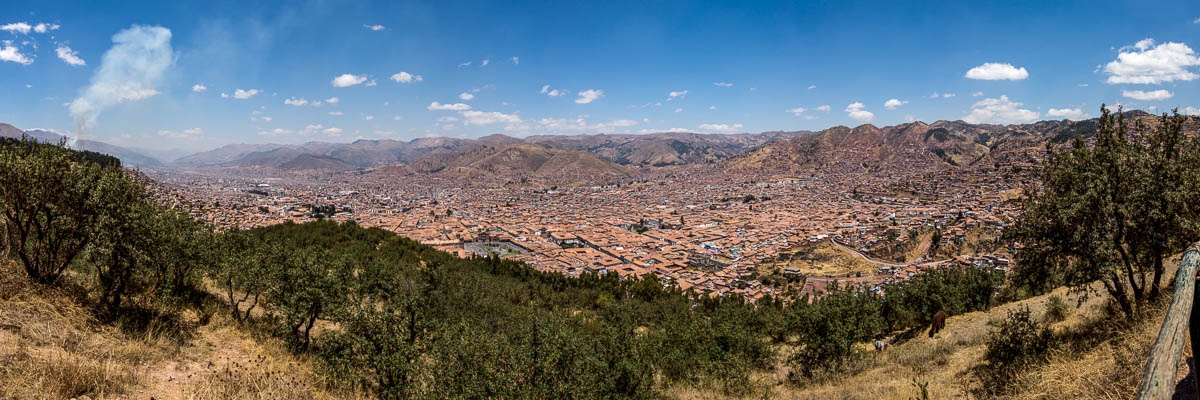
1008;107;1200;318
318;293;432;399
789;283;884;381
86;168;157;314
265;247;350;350
145;207;214;301
0;140;105;284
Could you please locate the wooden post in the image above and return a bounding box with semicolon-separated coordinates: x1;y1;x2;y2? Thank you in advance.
1137;244;1200;399
1192;269;1200;399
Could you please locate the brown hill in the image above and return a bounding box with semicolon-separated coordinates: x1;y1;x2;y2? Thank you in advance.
723;112;1199;173
398;143;628;178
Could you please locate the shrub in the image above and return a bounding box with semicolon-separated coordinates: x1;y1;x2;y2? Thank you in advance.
980;306;1057;389
1044;294;1070;323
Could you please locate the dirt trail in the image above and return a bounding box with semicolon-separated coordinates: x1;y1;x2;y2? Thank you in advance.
124;325;251;400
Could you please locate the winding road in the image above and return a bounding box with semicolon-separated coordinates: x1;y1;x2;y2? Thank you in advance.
829;238;950;268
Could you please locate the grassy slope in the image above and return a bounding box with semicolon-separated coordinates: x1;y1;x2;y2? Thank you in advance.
0;253;1183;400
674;256;1186;399
0;260;342;400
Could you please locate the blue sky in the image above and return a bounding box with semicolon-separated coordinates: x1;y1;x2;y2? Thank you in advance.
1;0;1198;151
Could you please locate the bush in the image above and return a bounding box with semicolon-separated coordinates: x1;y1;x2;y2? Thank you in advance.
788;284;883;383
1044;294;1070;323
980;306;1057;389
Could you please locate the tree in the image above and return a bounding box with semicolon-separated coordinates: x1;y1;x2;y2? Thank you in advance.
86;168;156;314
1008;107;1200;319
145;207;214;301
265;247;349;350
211;232;272;323
789;283;883;381
0;140;104;284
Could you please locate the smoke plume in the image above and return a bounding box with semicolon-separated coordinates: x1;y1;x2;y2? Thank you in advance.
68;25;174;133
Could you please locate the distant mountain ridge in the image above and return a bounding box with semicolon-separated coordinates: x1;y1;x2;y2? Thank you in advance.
0;123;164;167
723;111;1199;173
6;111;1194;174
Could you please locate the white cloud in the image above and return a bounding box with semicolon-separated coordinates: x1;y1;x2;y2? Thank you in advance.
807;85;816;90
284;97;309;106
364;115;373;121
883;99;908;110
699;123;743;133
942;93;956;98
674;108;683;113
328;111;343;115
1122;89;1173;100
962;95;1039;124
709;105;717;110
540;84;564;97
786;107;806;116
325;97;338;104
481;58;490;67
541;117;639;131
460;110;520;125
1183;106;1200;116
512;56;519;64
258;124;342;137
68;25;173;132
331;73;368;87
33;23;59;33
965;63;1030;80
54;45;85;66
393;115;403;121
220;93;228;98
1047;108;1089;120
713;82;733;87
816;105;830;112
157;127;203;139
191;84;207;92
233;89;259;99
0;41;32;65
844;102;874;122
389;71;423;83
575;89;603;104
669;90;688;98
458;61;471;68
971;91;983;96
0;22;32;34
459;92;475;100
1104;39;1200;84
363;24;385;31
428;101;471;111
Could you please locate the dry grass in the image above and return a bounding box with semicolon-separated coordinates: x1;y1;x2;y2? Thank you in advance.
672;279;1160;400
767;240;880;277
0;260;348;400
0;262;175;399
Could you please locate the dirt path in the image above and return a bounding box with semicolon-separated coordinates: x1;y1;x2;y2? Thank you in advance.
124;325;253;400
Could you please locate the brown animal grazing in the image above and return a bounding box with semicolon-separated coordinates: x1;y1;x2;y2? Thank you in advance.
928;310;947;338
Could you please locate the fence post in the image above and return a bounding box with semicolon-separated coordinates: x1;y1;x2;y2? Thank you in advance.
1137;245;1200;399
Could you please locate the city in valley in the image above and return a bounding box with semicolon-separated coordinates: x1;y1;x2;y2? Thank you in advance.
141;122;1051;303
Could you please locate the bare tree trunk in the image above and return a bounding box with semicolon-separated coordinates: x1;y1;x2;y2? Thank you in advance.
0;219;8;260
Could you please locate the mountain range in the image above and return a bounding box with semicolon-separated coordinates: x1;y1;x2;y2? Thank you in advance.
4;111;1196;176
